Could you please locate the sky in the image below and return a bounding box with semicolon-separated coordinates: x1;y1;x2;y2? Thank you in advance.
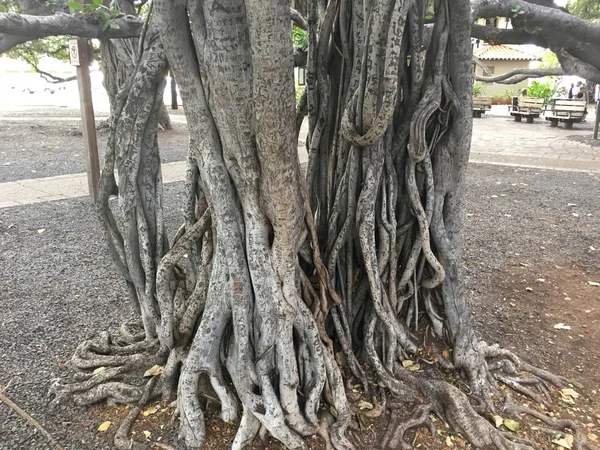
554;0;568;6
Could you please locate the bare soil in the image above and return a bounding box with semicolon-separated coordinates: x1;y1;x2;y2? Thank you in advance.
0;128;599;449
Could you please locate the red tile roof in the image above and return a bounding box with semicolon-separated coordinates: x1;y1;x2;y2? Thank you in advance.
473;45;541;61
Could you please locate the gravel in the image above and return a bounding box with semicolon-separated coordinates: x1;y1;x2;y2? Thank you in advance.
0;112;188;183
0;163;599;449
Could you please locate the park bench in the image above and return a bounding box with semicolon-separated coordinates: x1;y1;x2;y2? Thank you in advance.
473;97;493;118
544;98;587;129
509;97;545;123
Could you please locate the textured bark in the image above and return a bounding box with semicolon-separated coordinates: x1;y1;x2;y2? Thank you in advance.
0;12;142;46
51;1;597;450
99;1;171;130
471;0;600;82
474;66;564;84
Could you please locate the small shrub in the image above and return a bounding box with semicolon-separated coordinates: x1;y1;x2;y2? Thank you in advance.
527;80;558;103
492;87;519;105
473;83;485;96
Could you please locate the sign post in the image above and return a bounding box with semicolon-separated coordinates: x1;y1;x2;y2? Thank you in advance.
69;38;100;202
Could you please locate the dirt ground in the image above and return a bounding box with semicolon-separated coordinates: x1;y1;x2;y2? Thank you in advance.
0;118;599;449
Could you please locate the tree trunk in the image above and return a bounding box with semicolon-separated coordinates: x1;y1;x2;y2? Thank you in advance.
52;1;592;449
98;0;172;130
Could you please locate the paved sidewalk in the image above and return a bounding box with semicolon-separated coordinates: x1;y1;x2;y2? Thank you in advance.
0;161;187;208
1;111;599;209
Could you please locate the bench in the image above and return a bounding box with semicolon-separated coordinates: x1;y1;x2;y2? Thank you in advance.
509;97;545;123
473;97;493;118
544;99;587;129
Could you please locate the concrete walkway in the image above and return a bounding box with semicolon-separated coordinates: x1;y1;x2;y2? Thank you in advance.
0;161;187;208
1;110;599;209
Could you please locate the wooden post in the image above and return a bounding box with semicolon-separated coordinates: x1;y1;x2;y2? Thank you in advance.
69;38;100;202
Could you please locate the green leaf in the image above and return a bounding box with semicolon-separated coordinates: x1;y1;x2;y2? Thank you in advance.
68;1;82;10
92;0;102;5
99;9;111;20
425;14;434;19
503;419;520;432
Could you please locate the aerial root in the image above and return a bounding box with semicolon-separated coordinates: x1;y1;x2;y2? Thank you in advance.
415;378;535;450
503;398;598;450
382;404;435;450
483;343;578;389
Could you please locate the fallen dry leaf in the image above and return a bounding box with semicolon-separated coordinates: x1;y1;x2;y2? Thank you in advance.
358;400;374;410
37;228;45;233
144;365;166;377
588;281;600;287
408;363;421;372
525;287;533;292
588;434;598;442
93;366;106;375
554;323;571;330
142;405;159;416
143;430;151;439
493;415;503;428
560;388;580;399
552;434;574;449
445;436;454;447
98;421;111;432
402;360;414;368
503;419;520;432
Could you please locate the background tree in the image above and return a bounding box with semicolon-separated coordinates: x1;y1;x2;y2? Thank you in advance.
2;1;600;450
568;0;600;21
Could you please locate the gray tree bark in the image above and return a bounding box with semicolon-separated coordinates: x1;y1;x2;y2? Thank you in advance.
99;0;171;130
48;1;595;450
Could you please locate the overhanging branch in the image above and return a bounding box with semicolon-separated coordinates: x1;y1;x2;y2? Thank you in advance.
471;0;600;45
474;67;564;84
0;33;30;53
471;24;547;46
0;12;143;44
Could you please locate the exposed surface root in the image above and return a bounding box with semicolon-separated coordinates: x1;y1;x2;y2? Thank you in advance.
504;397;598;450
383;404;435;450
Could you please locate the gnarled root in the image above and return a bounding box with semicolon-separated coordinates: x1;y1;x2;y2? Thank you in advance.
503;397;598;450
383;404;435;450
50;325;168;407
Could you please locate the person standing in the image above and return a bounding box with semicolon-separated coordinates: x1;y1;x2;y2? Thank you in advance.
568;83;574;99
574;81;584;99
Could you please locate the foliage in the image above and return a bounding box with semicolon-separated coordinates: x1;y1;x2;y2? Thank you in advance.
68;0;121;31
473;83;485;96
292;25;308;49
495;87;520;101
6;37;69;65
0;0;17;13
540;51;560;68
527;79;559;102
295;85;304;104
568;0;600;21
